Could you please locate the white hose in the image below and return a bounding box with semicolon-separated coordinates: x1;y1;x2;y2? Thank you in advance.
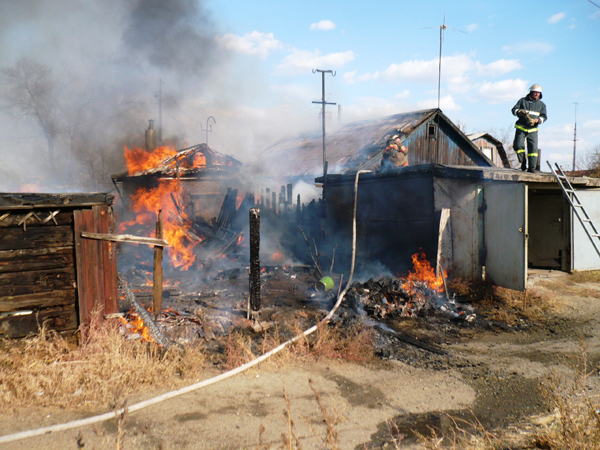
0;170;372;444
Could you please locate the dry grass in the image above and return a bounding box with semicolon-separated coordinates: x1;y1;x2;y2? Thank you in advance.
531;344;600;450
448;278;559;326
222;321;376;371
0;312;208;411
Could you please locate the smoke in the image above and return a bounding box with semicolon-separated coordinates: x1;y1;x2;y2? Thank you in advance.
0;0;224;192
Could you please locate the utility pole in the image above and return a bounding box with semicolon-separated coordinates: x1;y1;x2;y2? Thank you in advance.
573;103;578;172
312;70;336;180
201;116;216;146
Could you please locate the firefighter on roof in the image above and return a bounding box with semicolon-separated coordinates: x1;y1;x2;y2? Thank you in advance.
511;84;547;173
380;134;409;171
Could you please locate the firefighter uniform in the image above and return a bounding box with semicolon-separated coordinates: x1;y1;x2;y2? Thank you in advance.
511;85;547;172
380;135;408;171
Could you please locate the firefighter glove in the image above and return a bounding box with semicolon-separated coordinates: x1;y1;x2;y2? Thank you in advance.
524;115;537;127
516;109;527;117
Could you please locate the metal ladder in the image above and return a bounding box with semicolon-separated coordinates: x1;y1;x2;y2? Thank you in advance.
547;161;600;258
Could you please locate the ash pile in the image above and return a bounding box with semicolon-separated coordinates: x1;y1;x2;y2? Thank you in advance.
345;277;476;322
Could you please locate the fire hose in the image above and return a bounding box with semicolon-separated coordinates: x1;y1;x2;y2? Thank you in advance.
0;170;372;445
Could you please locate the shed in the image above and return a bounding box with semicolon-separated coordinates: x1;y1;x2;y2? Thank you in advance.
256;109;508;178
320;166;600;291
0;193;117;338
467;132;511;168
113;143;243;223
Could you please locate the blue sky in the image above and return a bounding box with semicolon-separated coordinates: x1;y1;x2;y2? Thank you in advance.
203;0;600;169
0;0;599;188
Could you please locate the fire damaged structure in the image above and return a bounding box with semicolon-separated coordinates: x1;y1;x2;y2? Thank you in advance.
258;108;600;291
0;193;117;338
258;109;510;178
112;143;243;224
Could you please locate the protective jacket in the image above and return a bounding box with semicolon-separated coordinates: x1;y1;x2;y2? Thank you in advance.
511;94;547;133
381;144;408;170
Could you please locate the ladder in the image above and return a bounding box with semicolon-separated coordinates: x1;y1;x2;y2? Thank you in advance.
547;161;600;258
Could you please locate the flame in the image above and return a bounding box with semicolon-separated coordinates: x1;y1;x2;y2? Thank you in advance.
272;251;284;262
120;179;198;270
402;251;445;294
124;145;177;175
237;235;245;245
119;312;153;342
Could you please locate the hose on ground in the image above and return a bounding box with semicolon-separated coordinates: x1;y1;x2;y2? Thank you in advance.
0;170;372;445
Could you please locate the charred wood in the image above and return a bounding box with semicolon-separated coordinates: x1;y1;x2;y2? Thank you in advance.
249;208;261;313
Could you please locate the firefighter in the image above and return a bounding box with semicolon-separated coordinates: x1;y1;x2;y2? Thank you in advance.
511;84;547;172
380;134;409;171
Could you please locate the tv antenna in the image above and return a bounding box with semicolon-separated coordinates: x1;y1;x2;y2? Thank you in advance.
421;14;467;110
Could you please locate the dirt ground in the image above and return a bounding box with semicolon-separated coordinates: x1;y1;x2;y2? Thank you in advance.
1;268;600;449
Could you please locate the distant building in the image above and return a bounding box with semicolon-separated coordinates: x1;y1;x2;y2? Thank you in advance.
466;132;511;168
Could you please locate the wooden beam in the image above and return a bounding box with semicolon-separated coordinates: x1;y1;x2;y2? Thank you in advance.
81;231;168;247
153;211;164;319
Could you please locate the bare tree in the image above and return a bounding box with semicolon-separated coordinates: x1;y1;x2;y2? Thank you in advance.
487;125;519;168
1;58;61;170
584;144;600;177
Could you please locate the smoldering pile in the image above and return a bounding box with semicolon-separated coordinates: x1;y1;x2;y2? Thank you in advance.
345;277;476;322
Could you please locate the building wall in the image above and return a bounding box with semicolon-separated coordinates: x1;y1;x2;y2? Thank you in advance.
325;173;438;277
471;137;505;168
404;121;479;167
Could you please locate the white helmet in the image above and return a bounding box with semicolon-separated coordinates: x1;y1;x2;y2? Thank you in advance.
529;84;542;93
529;84;542;98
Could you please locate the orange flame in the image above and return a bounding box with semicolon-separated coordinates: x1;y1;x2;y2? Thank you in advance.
402;251;445;294
124;145;177;175
272;251;284;262
119;312;153;342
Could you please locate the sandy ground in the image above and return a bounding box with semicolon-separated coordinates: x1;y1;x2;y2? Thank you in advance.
1;269;600;449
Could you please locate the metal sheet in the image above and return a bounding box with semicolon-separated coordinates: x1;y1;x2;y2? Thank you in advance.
484;183;528;291
572;190;600;271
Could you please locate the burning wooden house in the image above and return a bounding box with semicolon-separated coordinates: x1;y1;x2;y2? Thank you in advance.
0;193;117;338
112;143;253;272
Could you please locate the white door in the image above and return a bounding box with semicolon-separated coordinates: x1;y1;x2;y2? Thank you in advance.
484;183;528;291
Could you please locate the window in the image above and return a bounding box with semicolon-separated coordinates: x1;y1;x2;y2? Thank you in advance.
427;123;437;139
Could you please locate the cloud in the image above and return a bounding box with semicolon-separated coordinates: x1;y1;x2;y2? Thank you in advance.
215;31;283;59
478;78;529;104
310;20;336;30
502;41;554;55
343;70;357;84
394;90;410;99
466;23;479;32
417;94;462;111
382;54;474;84
275;48;355;75
476;59;522;76
548;12;566;24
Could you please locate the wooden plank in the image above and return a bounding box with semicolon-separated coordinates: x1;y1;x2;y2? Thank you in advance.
99;206;118;315
0;305;78;339
0;267;76;297
0;246;73;274
74;209;92;326
80;231;168;247
0;211;72;228
0;289;76;312
0;226;73;251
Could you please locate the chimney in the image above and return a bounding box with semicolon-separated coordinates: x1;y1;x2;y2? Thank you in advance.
145;119;156;152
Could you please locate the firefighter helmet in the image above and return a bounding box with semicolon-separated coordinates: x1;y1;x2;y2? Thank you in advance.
529;84;542;93
529;84;542;99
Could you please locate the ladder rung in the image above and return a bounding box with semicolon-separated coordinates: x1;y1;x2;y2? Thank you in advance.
565;189;574;193
583;219;592;222
591;234;600;238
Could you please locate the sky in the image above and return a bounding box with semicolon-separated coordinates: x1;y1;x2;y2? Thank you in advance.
204;0;600;169
0;0;599;191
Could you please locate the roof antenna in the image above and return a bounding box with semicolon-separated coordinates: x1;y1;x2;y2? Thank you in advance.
421;14;467;110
